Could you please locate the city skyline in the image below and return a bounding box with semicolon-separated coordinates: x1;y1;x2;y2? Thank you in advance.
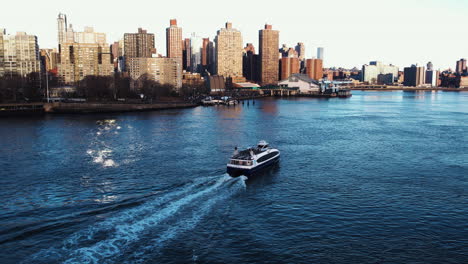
2;0;468;70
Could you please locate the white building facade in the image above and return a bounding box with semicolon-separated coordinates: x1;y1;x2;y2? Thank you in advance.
362;61;399;84
278;74;320;94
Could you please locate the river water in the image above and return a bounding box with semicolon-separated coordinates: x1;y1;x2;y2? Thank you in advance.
0;91;467;263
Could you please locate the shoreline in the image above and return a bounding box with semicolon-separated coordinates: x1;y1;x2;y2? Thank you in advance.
1;88;467;116
44;102;198;114
0;102;198;116
346;87;468;92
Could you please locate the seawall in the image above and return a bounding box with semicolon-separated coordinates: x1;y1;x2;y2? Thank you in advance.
44;102;198;114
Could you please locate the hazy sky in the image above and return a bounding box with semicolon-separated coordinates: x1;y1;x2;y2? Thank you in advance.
2;0;467;69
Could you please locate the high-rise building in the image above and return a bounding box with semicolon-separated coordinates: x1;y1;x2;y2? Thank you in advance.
306;58;323;80
362;61;399;84
259;24;279;85
0;29;4;77
215;22;243;77
403;65;426;87
166;19;183;59
59;43;113;84
427;61;434;71
57;14;113;84
124;28;155;59
202;38;210;67
456;58;467;74
202;38;214;75
182;38;191;71
425;70;439;87
40;48;59;72
127;57;182;89
295;43;305;60
57;13;67;46
0;29;40;77
243;43;259;82
279;44;297;58
280;57;300;80
317;47;324;60
57;14;106;48
190;33;203;73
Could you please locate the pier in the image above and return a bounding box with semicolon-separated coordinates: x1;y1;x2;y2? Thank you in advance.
0;103;45;116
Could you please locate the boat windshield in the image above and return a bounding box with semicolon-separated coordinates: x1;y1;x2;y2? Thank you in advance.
257;140;269;149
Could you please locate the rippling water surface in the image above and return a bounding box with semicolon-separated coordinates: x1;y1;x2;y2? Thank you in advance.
0;91;467;263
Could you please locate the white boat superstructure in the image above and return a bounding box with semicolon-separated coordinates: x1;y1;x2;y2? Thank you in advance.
227;141;280;177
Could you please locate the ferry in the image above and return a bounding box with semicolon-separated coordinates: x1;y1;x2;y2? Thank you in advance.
227;141;280;177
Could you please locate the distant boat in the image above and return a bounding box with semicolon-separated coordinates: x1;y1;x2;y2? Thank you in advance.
227;141;280;177
201;97;223;106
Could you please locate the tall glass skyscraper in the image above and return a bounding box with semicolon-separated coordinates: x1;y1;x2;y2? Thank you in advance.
317;47;324;60
190;33;203;73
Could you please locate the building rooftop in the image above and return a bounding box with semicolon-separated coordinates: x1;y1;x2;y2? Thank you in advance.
282;74;320;85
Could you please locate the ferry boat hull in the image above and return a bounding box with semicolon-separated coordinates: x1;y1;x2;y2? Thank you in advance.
227;154;280;177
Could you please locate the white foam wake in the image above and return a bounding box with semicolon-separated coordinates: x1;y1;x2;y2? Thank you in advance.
30;175;246;264
129;176;248;264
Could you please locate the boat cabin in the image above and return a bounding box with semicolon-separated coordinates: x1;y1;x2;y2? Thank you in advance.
257;140;269;150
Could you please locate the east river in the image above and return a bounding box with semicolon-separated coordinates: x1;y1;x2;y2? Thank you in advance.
0;91;467;263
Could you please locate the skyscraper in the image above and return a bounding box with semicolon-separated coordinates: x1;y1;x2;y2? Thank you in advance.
166;19;182;59
317;47;324;60
427;61;434;71
403;65;426;87
0;30;40;77
259;24;279;85
456;58;467;74
57;13;67;47
306;59;323;80
243;43;259;82
207;41;215;74
425;70;439;87
215;22;243;77
0;29;4;77
182;38;191;71
201;38;214;74
124;28;155;59
56;13;113;84
295;42;305;60
190;33;203;73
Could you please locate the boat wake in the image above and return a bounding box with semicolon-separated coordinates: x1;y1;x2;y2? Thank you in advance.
28;174;247;264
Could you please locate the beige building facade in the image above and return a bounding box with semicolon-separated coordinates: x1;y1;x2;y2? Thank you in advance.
58;43;113;84
0;29;40;77
127;57;182;89
215;22;243;77
57;13;113;84
124;28;155;59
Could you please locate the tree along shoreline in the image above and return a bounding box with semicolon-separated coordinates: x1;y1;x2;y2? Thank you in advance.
0;73;209;104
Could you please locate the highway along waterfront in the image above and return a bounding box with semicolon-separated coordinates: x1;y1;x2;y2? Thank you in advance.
0;91;467;263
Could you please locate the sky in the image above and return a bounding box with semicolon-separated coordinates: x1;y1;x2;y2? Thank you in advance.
1;0;467;70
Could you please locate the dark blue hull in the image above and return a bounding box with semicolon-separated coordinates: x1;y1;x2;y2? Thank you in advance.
227;156;280;177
